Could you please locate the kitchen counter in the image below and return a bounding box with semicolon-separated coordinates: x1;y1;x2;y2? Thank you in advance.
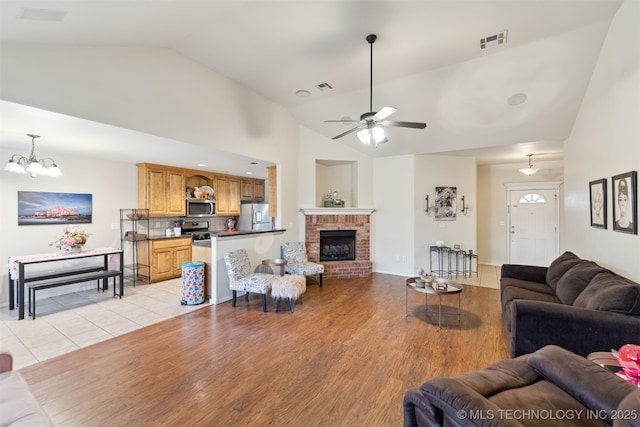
148;235;190;241
191;229;286;247
210;228;286;238
189;229;290;305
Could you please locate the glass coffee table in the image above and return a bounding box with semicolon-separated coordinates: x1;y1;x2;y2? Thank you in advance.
406;277;462;329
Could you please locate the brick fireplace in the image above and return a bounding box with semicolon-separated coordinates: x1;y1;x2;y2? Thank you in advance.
301;208;374;279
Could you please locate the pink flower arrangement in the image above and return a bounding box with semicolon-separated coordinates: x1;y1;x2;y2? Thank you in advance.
50;226;90;251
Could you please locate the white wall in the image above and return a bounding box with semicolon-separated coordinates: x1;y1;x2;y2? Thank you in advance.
371;155;415;275
563;0;640;280
478;160;564;265
0;149;137;304
370;154;477;277
0;45;301;244
414;155;477;274
297;126;374;237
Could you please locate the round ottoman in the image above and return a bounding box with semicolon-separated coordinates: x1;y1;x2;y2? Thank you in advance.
271;275;306;312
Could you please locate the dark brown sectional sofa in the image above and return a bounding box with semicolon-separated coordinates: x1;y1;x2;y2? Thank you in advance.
403;345;640;427
501;251;640;357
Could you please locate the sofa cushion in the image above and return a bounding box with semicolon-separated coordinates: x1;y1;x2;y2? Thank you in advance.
573;272;640;315
546;251;582;292
555;261;610;305
0;371;53;426
501;277;556;296
501;286;561;333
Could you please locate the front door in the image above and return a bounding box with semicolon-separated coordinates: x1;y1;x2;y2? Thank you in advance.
507;184;560;266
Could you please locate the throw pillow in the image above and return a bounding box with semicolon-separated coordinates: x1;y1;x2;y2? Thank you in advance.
573;272;640;315
555;261;609;305
546;251;581;292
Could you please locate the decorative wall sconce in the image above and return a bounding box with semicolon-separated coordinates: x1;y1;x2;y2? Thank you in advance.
425;195;432;215
460;196;469;215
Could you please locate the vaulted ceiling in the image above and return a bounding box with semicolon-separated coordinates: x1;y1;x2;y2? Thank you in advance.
0;0;625;174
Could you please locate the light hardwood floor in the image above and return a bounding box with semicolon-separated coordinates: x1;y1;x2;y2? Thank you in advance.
11;266;507;426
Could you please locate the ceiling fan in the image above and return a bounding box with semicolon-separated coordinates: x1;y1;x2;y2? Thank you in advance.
325;34;426;147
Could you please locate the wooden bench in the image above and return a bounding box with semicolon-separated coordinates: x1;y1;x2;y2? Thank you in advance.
27;269;123;319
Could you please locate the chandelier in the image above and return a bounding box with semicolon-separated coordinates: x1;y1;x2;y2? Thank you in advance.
4;134;63;177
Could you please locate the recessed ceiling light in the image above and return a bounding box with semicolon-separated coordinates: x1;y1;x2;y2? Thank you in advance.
296;90;310;97
507;93;527;106
17;8;67;21
246;171;253;175
250;161;258;165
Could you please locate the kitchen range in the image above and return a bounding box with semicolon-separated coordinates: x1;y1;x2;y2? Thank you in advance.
181;220;212;241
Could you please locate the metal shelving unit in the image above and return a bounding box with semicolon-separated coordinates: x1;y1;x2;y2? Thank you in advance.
120;208;150;286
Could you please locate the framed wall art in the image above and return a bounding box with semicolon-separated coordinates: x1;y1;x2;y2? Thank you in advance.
435;186;457;221
611;171;637;234
18;191;93;225
589;178;607;229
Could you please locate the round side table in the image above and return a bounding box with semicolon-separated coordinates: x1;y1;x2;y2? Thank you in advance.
260;258;287;276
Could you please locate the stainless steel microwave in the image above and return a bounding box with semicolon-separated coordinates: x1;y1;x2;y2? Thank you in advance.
186;199;216;217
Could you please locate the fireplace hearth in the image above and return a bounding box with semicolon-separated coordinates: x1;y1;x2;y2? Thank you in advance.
320;230;356;261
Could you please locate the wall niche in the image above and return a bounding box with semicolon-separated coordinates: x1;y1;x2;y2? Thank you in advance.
315;160;357;208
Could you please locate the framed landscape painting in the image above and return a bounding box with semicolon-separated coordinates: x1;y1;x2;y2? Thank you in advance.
589;178;606;229
611;171;637;234
18;191;93;225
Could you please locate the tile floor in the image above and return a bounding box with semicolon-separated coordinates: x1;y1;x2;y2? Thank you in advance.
0;279;210;370
0;265;500;371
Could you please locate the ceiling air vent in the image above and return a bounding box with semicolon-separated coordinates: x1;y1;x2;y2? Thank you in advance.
316;82;333;91
480;30;508;49
17;8;67;21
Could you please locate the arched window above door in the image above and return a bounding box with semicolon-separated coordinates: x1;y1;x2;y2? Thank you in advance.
519;193;546;203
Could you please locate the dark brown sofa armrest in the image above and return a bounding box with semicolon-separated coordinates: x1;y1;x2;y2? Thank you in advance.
404;356;537;427
0;352;13;373
500;264;548;284
529;345;637;425
403;387;443;427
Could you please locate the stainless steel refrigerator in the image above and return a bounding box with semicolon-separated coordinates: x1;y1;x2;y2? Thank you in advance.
238;203;273;231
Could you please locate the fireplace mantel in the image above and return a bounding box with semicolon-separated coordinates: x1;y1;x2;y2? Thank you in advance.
299;208;375;216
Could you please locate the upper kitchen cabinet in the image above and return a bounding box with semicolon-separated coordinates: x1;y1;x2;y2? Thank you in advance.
185;172;215;199
240;178;265;202
137;163;186;216
215;175;241;216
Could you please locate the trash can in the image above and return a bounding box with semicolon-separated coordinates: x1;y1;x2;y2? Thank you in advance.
181;261;205;305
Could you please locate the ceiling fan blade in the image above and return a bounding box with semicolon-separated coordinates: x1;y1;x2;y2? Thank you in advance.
372;106;397;122
324;119;358;123
379;120;427;129
332;125;362;140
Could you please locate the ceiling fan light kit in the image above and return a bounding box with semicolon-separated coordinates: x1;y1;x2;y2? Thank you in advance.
325;34;426;147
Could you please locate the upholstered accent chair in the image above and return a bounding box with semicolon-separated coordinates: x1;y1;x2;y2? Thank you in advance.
281;242;324;287
223;249;276;312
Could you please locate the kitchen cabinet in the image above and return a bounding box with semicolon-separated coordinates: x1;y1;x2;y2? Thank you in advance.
241;178;265;201
267;166;277;217
145;237;192;283
215;175;241;216
137;163;186;216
